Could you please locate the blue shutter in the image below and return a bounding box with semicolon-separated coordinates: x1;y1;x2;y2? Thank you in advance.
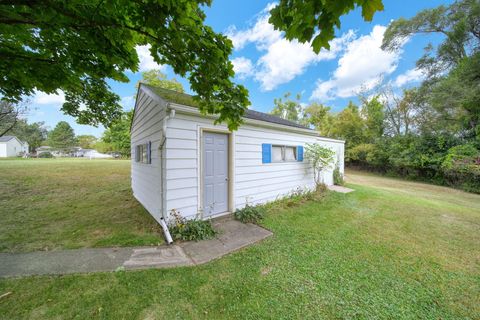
262;143;271;163
297;145;304;162
147;141;152;164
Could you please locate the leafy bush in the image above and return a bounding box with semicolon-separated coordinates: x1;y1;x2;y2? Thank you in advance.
441;144;480;193
304;143;335;186
38;152;53;158
333;166;345;186
347;143;376;163
234;204;265;224
168;210;216;241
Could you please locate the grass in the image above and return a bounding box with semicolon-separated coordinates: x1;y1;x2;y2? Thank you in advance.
0;158;163;252
0;164;479;319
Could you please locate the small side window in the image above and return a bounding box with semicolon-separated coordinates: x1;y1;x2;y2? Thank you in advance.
272;146;283;162
136;142;151;164
270;145;298;162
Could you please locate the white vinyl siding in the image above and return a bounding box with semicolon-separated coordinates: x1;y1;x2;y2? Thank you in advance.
132;85;345;222
163;112;344;219
130;89;166;223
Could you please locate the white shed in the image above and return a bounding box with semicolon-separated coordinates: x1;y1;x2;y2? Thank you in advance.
131;84;344;224
0;136;28;157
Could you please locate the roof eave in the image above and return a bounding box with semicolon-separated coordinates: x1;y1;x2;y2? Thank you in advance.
169;102;328;138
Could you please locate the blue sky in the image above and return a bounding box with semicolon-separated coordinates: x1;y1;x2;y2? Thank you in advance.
26;0;451;137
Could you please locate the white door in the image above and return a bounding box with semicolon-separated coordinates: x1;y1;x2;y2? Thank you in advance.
203;132;228;216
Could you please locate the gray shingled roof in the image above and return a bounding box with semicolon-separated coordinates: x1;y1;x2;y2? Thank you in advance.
143;84;312;130
0;135;15;142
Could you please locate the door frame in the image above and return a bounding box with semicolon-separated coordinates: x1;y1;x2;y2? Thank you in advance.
198;126;234;219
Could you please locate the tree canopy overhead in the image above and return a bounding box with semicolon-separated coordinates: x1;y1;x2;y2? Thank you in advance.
0;0;249;130
269;0;384;53
382;0;480;75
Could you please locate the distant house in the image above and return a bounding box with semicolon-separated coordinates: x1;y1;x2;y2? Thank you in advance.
0;136;29;157
130;84;345;224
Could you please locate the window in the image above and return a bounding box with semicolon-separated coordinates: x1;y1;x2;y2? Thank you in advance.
272;146;283;162
284;146;296;161
135;142;151;164
262;144;303;163
272;145;297;162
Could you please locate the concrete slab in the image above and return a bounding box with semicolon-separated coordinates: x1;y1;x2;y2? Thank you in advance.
182;219;273;264
327;185;354;193
0;247;134;277
0;218;272;277
123;245;193;269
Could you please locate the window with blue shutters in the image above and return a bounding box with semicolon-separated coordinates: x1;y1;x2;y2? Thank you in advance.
262;143;271;163
297;145;304;162
262;144;304;163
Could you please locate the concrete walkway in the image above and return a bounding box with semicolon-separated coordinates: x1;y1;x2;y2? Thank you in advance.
0;218;272;278
327;185;355;193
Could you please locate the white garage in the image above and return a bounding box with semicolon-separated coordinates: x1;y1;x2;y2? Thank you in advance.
130;84;344;224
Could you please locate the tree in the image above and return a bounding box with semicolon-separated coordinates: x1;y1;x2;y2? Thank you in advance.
271;93;302;123
10;120;48;151
382;0;480;142
138;70;184;92
330;102;366;147
379;87;419;136
0;100;27;137
304;143;335;186
269;0;384;53
428;53;480;142
101;111;133;157
47;121;76;149
361;95;385;141
77;135;98;149
382;0;480;77
301;102;336;136
1;1;249;130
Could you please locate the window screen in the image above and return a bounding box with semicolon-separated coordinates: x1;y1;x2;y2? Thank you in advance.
142;145;147;163
135;143;151;164
272;146;283;162
284;146;296;161
271;145;297;162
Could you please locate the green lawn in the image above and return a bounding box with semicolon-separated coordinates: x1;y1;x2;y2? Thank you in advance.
1;162;479;319
0;159;162;252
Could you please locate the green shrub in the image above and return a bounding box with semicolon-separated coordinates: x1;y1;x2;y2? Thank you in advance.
441;144;480;193
333;166;345;186
234;204;265;224
168;210;216;241
38;152;53;158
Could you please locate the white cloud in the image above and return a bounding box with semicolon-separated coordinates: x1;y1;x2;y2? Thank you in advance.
311;25;403;101
33;90;65;105
394;68;424;87
226;3;278;50
231;57;254;79
136;45;165;72
226;4;354;91
120;95;136;110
